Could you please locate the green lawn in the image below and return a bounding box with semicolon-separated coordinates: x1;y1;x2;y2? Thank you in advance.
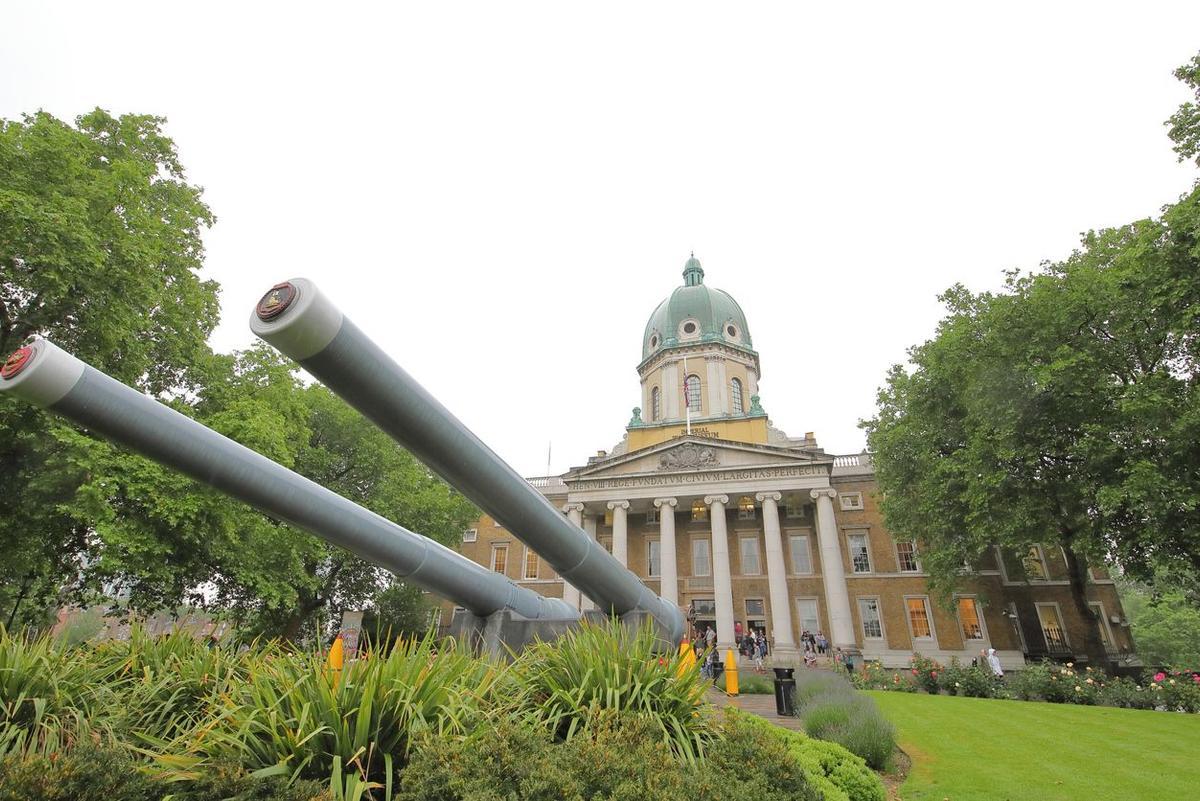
867;691;1200;801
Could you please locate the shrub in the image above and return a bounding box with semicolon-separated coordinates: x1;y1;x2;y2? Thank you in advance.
155;632;500;795
0;628;111;757
940;658;997;698
400;711;820;801
908;653;942;694
792;669;856;708
801;695;896;771
94;626;251;744
702;711;822;801
729;711;885;801
1097;676;1157;710
1152;670;1200;712
790;670;896;771
0;745;159;801
734;673;775;694
514;619;715;761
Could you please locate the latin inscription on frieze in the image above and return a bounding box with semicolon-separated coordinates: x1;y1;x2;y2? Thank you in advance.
572;464;825;490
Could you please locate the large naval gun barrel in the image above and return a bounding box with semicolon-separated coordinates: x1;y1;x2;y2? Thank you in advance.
0;339;576;623
250;279;686;643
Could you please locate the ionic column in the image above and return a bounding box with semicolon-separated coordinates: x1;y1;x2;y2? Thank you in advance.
653;498;678;606
757;491;797;658
581;513;598;611
811;488;855;651
561;502;585;611
705;494;735;648
607;501;630;566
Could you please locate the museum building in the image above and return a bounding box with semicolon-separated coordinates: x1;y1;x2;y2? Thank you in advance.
445;257;1135;668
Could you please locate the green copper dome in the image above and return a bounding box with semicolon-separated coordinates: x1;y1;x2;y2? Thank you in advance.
642;256;754;361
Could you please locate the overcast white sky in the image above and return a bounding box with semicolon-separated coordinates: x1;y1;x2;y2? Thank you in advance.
3;3;1199;476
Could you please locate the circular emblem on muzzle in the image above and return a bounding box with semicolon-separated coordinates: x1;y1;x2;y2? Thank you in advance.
1;346;34;380
256;282;298;321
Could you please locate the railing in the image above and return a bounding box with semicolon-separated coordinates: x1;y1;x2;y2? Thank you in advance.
525;475;567;491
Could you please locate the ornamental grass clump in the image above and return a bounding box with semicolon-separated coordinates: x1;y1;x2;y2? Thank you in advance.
791;670;896;771
154;632;501;798
0;627;111;757
93;626;251;744
513;619;715;762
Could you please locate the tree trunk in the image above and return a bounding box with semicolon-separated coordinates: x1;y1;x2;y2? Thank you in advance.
1061;543;1108;670
6;572;33;630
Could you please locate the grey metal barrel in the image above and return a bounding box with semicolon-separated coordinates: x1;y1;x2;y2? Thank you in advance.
249;279;686;642
0;339;576;622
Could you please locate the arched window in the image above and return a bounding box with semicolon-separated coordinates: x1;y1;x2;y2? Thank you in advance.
685;374;702;412
651;387;661;421
731;378;744;414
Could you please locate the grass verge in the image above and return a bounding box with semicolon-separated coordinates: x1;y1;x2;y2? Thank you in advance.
869;691;1200;801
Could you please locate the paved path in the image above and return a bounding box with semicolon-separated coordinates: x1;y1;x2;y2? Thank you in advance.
707;687;804;731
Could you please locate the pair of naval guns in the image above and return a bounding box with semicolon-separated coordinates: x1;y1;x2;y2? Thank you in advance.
0;279;685;651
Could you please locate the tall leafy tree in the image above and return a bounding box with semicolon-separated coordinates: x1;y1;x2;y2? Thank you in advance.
0;109;218;625
865;55;1200;663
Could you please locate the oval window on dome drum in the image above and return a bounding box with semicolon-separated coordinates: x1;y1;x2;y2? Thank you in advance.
726;324;738;338
683;322;697;335
650;335;658;349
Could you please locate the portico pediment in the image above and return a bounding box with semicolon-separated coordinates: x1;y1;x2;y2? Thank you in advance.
564;436;831;495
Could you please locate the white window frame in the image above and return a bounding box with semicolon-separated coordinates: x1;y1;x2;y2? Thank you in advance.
904;595;937;644
691;500;708;522
785;502;805;519
651;386;661;421
955;595;987;642
646;538;662;578
895;540;920;573
788;533;813;575
795;597;821;635
739;536;761;575
1036;602;1070;651
1089;601;1114;650
490;543;508;575
731;377;744;414
684;374;703;413
522;546;539;580
744;597;766;619
1022;545;1049;581
691;538;712;577
1008;601;1028;652
847;531;872;573
646;508;660;524
857;596;886;641
839;492;864;511
462;528;478;543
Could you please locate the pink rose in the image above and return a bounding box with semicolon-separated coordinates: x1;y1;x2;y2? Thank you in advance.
911;669;918;676
931;671;938;678
1154;671;1166;683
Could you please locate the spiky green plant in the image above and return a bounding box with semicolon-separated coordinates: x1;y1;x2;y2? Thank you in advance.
93;626;253;744
0;628;112;757
513;619;715;763
153;633;505;800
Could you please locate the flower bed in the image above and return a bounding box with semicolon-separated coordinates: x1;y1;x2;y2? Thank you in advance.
852;654;1200;713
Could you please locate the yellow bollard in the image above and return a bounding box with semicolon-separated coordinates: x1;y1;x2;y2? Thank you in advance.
327;634;344;679
678;640;696;676
724;648;738;695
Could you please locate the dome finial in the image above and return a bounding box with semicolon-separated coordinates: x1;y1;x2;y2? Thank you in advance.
683;253;704;287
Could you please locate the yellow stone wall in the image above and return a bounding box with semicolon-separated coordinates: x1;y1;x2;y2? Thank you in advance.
627;416;768;450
